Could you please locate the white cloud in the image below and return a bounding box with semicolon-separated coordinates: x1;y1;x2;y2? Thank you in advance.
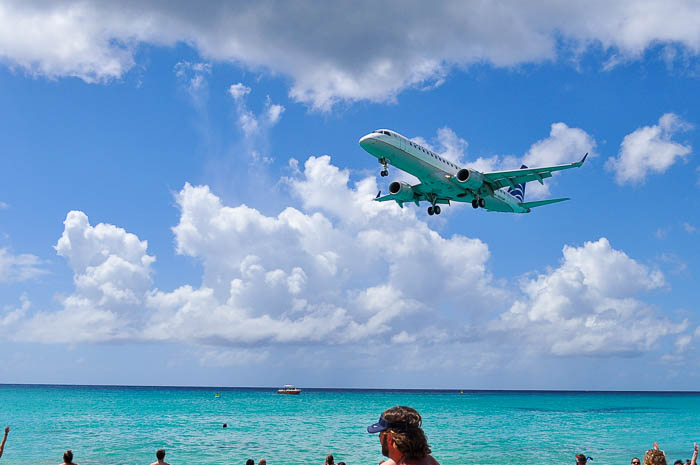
522;122;596;198
228;82;251;100
0;201;8;210
1;158;690;367
2;1;700;109
228;83;284;137
682;222;697;233
14;211;155;343
0;248;46;282
493;237;682;356
606;113;693;184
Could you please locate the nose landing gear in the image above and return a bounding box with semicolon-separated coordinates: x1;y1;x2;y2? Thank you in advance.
378;157;389;177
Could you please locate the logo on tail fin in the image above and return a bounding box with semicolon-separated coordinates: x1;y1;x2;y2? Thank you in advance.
507;165;527;202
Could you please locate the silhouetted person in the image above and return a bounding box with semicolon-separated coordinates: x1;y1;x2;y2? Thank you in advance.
246;460;254;465
326;454;335;465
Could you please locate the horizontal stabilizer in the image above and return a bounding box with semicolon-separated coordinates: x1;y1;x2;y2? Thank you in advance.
520;197;570;209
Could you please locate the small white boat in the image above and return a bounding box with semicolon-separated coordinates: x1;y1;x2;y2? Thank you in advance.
277;384;301;394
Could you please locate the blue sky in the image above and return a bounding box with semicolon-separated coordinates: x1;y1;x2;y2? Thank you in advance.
0;1;699;389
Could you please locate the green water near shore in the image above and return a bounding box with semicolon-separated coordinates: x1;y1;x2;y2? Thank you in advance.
0;385;698;465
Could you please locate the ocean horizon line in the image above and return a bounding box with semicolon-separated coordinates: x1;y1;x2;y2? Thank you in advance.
1;383;699;394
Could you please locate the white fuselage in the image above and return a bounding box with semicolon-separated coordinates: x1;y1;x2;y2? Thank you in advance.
359;129;527;213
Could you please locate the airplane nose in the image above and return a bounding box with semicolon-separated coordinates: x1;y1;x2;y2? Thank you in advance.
359;133;375;148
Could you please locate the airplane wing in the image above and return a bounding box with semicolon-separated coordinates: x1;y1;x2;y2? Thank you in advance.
483;153;587;190
374;183;450;207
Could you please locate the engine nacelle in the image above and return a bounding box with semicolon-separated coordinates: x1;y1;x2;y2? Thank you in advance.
456;168;484;190
389;181;415;202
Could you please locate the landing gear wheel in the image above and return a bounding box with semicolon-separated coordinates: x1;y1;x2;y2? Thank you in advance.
427;206;434;216
472;199;479;209
434;206;441;215
478;198;486;208
380;169;388;177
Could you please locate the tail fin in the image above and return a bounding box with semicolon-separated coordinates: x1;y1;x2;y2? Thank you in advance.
507;165;527;202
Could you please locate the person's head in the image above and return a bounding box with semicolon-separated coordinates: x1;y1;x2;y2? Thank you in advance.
63;450;73;463
367;406;431;460
156;449;166;461
325;454;334;465
576;454;588;464
258;459;266;465
338;462;346;465
675;461;684;465
644;449;667;465
246;460;254;465
632;458;641;465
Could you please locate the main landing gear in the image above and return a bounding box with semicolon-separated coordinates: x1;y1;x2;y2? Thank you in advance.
379;157;389;177
427;205;441;216
471;198;486;209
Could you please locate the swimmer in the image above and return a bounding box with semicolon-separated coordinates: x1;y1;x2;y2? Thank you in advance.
150;449;170;465
61;450;77;465
223;423;228;428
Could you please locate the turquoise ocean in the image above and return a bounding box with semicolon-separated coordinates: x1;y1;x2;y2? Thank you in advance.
0;385;698;465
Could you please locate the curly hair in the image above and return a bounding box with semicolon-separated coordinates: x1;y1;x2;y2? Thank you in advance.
383;406;432;459
644;449;667;465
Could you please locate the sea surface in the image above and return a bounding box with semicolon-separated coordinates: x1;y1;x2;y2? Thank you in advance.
0;385;698;465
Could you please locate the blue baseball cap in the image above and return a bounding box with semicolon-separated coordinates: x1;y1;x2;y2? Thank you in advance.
367;416;418;433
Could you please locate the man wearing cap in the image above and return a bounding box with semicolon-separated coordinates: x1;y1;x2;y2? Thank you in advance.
367;406;440;465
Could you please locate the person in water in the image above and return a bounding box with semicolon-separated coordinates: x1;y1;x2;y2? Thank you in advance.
367;406;440;465
0;427;9;460
150;449;170;465
61;450;77;465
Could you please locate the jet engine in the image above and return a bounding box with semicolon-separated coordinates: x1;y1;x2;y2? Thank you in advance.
388;181;415;202
456;168;484;190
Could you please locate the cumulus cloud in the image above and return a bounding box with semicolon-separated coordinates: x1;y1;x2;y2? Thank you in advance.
493;238;683;356
1;158;690;365
606;113;693;184
0;248;46;282
14;211;155;343
1;1;700;109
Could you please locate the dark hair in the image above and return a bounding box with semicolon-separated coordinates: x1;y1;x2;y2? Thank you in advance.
326;454;334;465
674;461;684;465
156;449;165;460
246;460;254;465
64;450;73;463
577;454;587;463
382;406;431;459
338;462;346;465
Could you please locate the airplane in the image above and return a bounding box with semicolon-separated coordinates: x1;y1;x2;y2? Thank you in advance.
359;128;587;215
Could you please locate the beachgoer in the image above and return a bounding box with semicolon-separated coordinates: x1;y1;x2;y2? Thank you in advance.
367;406;440;465
691;442;698;465
632;458;641;465
61;449;77;465
676;460;685;465
644;442;667;465
150;448;170;465
223;423;228;428
0;427;9;459
338;462;346;465
576;454;588;465
246;460;254;465
0;426;10;457
258;459;267;465
326;454;335;465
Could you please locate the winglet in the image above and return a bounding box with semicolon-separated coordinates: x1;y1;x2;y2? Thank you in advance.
376;190;381;199
580;153;588;164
